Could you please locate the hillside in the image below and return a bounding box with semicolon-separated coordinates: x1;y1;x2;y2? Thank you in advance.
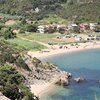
0;0;100;22
0;40;39;100
0;39;71;99
59;1;100;22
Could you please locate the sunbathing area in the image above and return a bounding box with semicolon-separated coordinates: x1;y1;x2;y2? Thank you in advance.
28;42;100;59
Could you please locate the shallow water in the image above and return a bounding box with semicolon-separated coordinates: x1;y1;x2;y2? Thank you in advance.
41;49;100;100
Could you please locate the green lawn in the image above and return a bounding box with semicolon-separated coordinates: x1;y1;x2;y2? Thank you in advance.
7;38;46;51
19;32;59;43
19;33;77;44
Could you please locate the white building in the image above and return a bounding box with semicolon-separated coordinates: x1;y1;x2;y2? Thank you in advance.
68;24;79;30
90;23;98;30
37;26;45;33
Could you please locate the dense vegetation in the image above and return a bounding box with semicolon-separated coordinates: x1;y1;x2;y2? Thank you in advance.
0;39;57;99
0;65;38;100
61;1;100;22
0;40;40;99
0;40;31;71
0;19;46;51
0;0;100;22
0;0;66;17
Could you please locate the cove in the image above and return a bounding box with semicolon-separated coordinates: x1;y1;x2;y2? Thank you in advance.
41;48;100;100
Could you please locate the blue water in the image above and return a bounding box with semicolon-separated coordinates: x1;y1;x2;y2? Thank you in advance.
41;49;100;100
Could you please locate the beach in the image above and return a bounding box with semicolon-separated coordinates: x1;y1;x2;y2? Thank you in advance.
28;42;100;59
29;42;100;98
30;80;57;98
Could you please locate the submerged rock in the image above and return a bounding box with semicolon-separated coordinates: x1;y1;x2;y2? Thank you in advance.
74;77;85;83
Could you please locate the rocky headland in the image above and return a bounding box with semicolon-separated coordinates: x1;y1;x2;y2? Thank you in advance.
23;54;72;86
18;54;72;97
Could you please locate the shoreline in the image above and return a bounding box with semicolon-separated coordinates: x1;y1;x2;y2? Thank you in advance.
29;42;100;99
28;42;100;60
30;81;57;98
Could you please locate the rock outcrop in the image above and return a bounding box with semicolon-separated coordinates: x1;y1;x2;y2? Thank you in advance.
23;55;72;86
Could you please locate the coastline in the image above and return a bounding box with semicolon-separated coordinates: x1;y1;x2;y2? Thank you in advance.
30;81;57;98
29;42;100;99
28;42;100;60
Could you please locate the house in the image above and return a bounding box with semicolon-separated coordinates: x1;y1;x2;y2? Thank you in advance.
90;23;98;30
68;24;79;31
57;24;66;33
90;23;100;32
80;23;90;31
37;25;46;33
57;24;66;30
37;24;66;33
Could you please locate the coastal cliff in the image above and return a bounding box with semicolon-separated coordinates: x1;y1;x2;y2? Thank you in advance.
0;40;71;99
23;55;71;86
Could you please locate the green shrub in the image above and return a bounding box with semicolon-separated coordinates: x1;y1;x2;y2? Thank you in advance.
0;65;37;100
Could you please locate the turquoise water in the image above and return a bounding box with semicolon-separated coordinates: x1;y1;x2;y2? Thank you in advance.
41;49;100;100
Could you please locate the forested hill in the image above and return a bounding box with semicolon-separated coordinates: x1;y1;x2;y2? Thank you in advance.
0;0;66;17
0;0;100;22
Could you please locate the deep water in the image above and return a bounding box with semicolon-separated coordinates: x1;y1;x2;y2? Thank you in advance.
41;49;100;100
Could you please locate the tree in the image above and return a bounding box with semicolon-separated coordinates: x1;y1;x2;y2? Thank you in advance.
26;24;37;32
0;65;38;100
3;27;16;39
0;65;23;100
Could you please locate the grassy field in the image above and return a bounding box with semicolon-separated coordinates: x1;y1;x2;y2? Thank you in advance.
19;32;78;44
19;32;59;43
7;38;46;51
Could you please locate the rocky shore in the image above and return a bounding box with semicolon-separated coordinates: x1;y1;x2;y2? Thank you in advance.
21;54;72;96
23;54;71;86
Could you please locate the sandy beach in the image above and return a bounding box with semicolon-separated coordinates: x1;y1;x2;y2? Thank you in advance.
30;80;56;98
29;41;100;98
28;42;100;59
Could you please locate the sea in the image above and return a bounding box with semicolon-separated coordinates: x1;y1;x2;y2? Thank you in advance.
40;48;100;100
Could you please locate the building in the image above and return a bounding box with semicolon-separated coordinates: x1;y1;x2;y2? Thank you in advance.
57;24;66;33
68;24;79;31
80;23;90;31
37;24;66;33
37;25;46;33
90;23;98;30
